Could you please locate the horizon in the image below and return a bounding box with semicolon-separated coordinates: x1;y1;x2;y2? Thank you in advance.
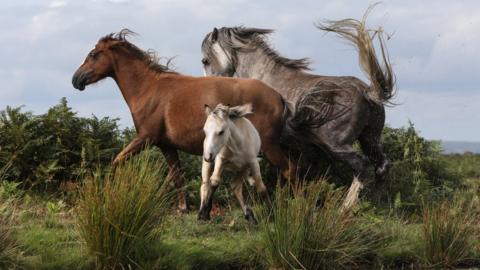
1;0;479;141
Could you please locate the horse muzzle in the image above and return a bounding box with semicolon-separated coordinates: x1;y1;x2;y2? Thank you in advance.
72;69;93;91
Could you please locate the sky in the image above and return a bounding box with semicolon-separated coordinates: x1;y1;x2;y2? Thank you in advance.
1;0;479;141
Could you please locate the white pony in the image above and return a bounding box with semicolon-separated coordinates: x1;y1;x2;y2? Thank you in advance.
199;103;266;224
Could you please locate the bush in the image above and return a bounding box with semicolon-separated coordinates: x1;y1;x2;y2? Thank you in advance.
0;98;128;189
370;123;463;211
255;180;380;269
77;150;172;269
421;200;478;267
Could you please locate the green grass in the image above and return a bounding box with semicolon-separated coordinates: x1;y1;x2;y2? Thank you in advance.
421;200;478;267
255;180;382;270
154;211;259;269
17;210;90;270
77;151;172;269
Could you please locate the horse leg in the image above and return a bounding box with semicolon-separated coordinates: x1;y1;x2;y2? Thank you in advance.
249;161;267;196
359;126;390;183
199;157;224;220
262;142;298;191
231;172;257;224
160;147;188;212
198;160;214;220
327;144;369;209
112;135;147;165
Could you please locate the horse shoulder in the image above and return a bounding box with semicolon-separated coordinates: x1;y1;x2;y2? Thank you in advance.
238;119;261;155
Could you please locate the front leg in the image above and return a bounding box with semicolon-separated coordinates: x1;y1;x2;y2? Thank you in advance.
112;135;147;165
198;160;213;221
160;147;188;212
210;157;224;187
199;157;224;220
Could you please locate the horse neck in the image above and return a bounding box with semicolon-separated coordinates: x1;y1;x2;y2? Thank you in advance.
110;53;160;111
235;48;303;98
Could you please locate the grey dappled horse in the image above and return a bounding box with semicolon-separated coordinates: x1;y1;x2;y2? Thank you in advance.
200;8;396;207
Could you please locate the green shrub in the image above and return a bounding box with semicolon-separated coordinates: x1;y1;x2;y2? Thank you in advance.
77;150;172;269
421;200;478;267
370;123;463;211
255;180;380;269
0;98;128;189
442;153;480;179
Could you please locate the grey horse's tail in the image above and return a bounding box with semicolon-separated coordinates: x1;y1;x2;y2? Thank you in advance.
317;4;396;105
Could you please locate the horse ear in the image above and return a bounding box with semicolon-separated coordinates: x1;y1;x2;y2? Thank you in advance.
229;103;253;119
211;27;219;42
204;104;212;116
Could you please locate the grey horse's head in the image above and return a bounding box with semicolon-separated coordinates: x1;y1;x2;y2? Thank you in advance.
200;27;274;77
201;26;311;77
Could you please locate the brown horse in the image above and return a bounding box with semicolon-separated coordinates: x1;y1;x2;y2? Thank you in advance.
71;29;296;212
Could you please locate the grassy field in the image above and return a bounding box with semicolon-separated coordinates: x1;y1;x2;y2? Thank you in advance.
2;179;478;269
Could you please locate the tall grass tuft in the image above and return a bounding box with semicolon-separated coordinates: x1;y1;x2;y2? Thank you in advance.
421;200;478;267
0;164;21;268
77;150;172;269
255;180;380;269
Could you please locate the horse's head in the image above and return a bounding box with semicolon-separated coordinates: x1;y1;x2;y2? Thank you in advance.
201;28;236;77
201;27;274;77
72;30;134;91
202;103;253;162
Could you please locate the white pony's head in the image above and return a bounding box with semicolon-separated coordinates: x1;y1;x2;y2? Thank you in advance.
202;103;253;162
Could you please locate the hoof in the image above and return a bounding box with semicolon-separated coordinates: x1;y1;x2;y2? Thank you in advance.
198;212;210;221
177;203;189;214
244;208;258;225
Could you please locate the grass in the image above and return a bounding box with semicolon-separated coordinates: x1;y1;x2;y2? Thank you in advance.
77;151;172;269
421;200;479;267
1;153;479;269
0;163;22;269
255;180;382;270
0;197;20;269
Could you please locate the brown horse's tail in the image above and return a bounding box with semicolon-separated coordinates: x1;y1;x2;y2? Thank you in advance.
317;4;396;105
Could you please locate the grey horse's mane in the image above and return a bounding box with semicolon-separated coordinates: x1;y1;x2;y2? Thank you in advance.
202;26;312;70
100;29;176;73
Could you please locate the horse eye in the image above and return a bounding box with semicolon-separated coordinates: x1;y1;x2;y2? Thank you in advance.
201;58;209;65
218;130;224;136
89;51;98;58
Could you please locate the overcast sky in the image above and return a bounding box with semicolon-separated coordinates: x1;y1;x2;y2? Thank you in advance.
1;0;479;141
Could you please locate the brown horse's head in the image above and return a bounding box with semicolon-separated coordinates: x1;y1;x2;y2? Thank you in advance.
72;29;135;90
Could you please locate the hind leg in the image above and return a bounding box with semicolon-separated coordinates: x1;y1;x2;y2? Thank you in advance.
359;133;390;183
262;142;297;190
359;105;390;183
327;144;370;209
231;172;257;224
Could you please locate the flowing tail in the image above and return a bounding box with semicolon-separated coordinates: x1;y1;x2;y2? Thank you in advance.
317;4;396;105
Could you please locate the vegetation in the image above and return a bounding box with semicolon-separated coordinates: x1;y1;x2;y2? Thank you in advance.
0;100;479;269
77;150;172;269
0;98;128;190
421;200;479;267
255;181;380;269
0;165;21;269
